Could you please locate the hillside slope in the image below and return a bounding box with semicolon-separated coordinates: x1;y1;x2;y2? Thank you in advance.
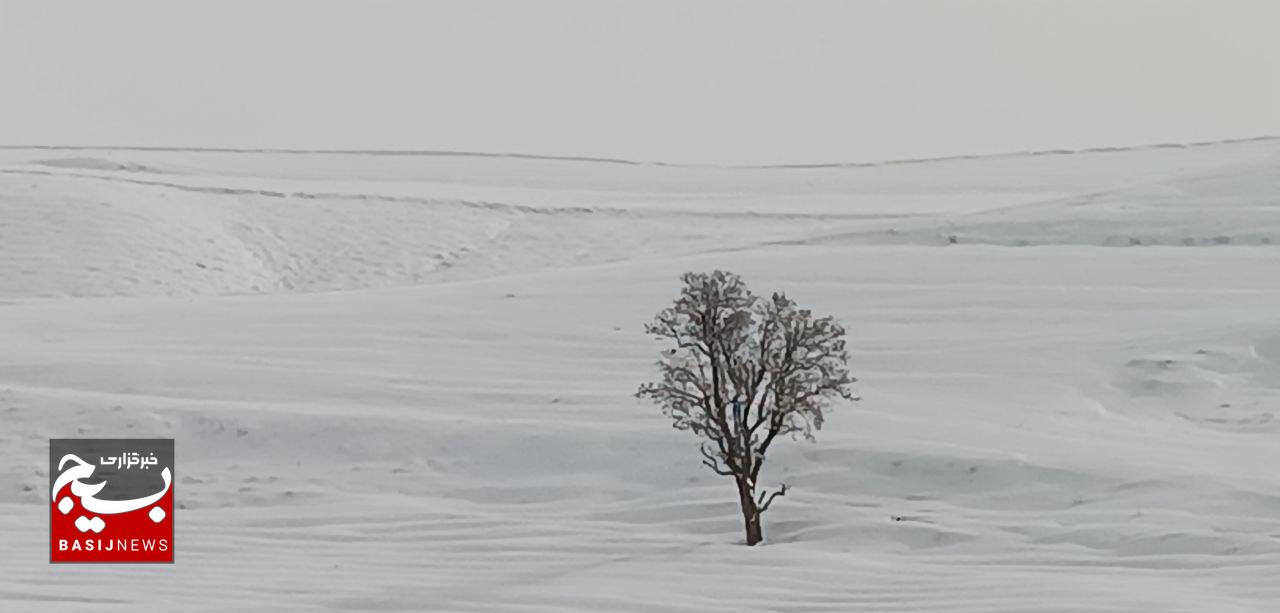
1;141;1278;611
1;139;1277;298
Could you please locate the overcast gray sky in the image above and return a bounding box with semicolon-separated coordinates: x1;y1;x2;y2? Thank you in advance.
2;1;1277;164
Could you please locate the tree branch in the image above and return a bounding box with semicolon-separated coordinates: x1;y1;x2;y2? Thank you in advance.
756;483;788;515
698;443;735;476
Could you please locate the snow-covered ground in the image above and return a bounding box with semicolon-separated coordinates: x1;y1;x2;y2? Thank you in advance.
1;140;1279;611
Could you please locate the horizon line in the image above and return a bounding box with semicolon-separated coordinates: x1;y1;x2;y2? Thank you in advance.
1;135;1275;170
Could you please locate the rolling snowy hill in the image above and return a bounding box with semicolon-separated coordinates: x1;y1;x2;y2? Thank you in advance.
1;140;1278;611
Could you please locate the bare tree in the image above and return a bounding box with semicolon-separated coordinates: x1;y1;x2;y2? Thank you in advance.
637;270;856;545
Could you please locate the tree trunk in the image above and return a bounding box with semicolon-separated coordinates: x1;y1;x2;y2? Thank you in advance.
737;478;763;546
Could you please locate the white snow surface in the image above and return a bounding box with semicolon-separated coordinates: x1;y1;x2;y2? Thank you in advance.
1;140;1279;611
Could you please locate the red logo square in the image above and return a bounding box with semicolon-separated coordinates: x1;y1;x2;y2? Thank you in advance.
50;439;175;563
